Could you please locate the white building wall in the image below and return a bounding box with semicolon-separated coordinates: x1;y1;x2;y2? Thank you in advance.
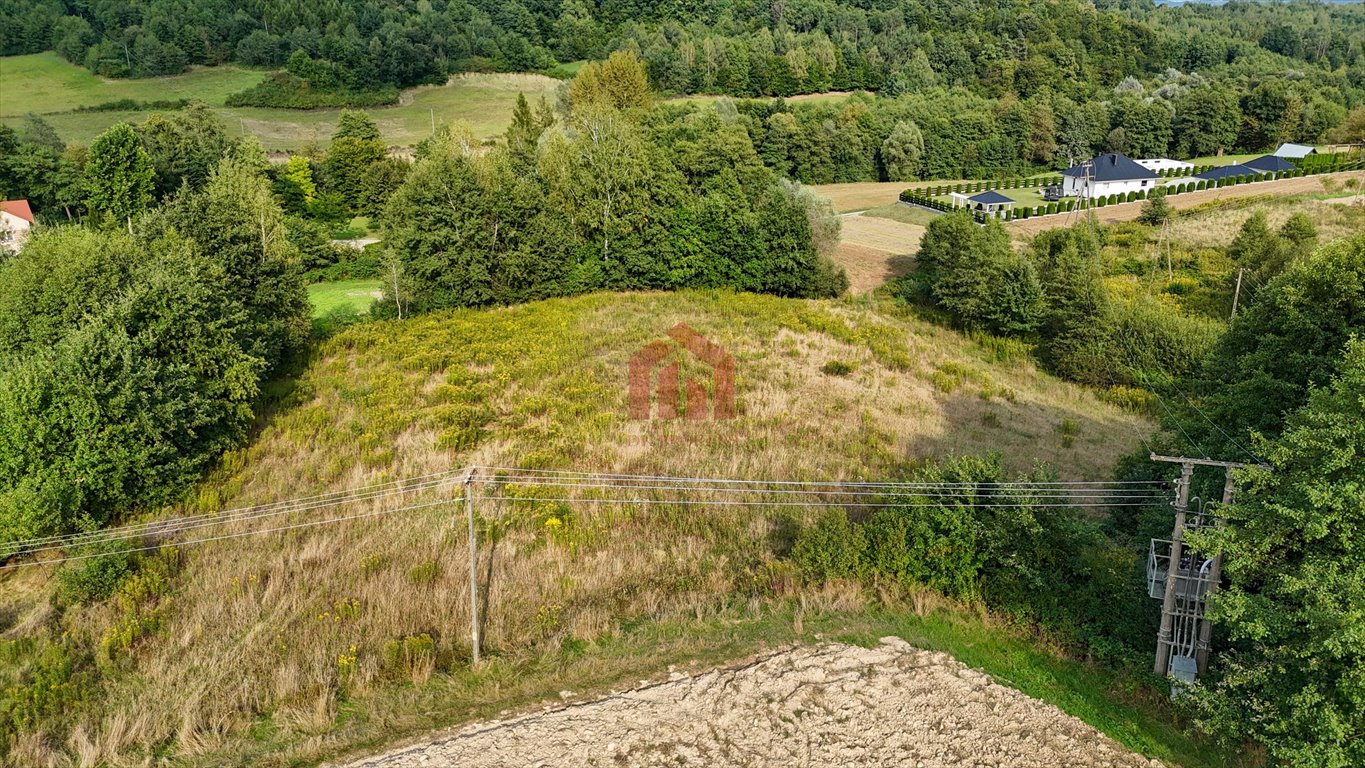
1063;177;1160;200
1135;158;1193;174
0;211;31;254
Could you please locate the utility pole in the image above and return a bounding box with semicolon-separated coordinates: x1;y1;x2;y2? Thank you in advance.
465;468;481;664
1153;459;1192;678
1231;268;1245;320
1149;454;1270;683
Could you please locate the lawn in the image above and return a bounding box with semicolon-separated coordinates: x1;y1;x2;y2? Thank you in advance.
1184;152;1263;168
1;53;562;150
862;201;941;227
307;278;382;318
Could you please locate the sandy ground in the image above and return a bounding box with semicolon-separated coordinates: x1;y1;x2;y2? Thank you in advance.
338;638;1163;768
1006;170;1365;237
832;214;923;293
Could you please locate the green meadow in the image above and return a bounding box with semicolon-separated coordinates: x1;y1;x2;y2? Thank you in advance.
0;53;562;150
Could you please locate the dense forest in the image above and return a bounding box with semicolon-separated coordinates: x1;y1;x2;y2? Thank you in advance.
4;1;1362;100
3;1;1363;176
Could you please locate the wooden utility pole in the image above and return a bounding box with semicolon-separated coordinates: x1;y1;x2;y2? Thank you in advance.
465;468;481;664
1231;268;1245;319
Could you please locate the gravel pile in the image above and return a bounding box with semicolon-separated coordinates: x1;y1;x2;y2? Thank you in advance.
340;637;1165;768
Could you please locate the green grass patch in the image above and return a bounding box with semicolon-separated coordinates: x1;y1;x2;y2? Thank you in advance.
1;57;561;150
863;202;941;226
0;52;264;115
1183;153;1262;168
307;279;382;319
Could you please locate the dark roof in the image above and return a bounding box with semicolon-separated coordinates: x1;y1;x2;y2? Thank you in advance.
1196;164;1261;181
968;190;1014;205
1061;153;1159;182
1243;155;1296;173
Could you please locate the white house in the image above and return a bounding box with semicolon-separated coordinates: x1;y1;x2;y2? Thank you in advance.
1061;153;1161;200
0;200;34;254
1273;143;1317;160
1135;158;1193;175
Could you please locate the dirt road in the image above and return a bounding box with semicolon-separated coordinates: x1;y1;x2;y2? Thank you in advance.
338;638;1162;768
1006;170;1365;237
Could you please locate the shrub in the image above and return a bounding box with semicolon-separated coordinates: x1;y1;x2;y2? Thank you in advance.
791;510;866;581
56;545;134;604
225;73;400;109
407;560;441;585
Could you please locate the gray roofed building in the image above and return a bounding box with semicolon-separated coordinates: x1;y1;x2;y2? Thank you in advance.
1061;153;1159;182
1272;143;1317;159
1243;155;1296;173
968;190;1014;205
1196;164;1260;181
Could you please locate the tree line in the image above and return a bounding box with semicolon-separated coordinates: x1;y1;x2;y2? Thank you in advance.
382;53;846;316
0;137;310;545
3;0;1360;127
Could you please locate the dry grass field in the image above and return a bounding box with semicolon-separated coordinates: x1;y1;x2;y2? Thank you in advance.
814;182;920;213
1;291;1160;767
1165;193;1365;249
831;214;924;293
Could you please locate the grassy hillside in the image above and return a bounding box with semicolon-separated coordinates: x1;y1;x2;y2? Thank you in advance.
0;53;561;149
0;53;265;114
1;290;1215;767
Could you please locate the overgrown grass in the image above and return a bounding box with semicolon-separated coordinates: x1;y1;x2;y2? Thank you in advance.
861;202;941;227
0;290;1163;766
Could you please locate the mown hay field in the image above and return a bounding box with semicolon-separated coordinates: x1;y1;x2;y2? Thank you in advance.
1;290;1169;767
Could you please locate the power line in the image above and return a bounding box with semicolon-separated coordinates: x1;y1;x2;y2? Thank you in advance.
1165;378;1265;466
0;496;463;571
1;464;1173;570
1141;370;1202;454
476;480;1167;503
472;466;1166;488
482;495;1162;509
2;474;468;556
7;467;470;551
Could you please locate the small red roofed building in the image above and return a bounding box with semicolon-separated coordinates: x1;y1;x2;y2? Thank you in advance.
1;199;34;254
